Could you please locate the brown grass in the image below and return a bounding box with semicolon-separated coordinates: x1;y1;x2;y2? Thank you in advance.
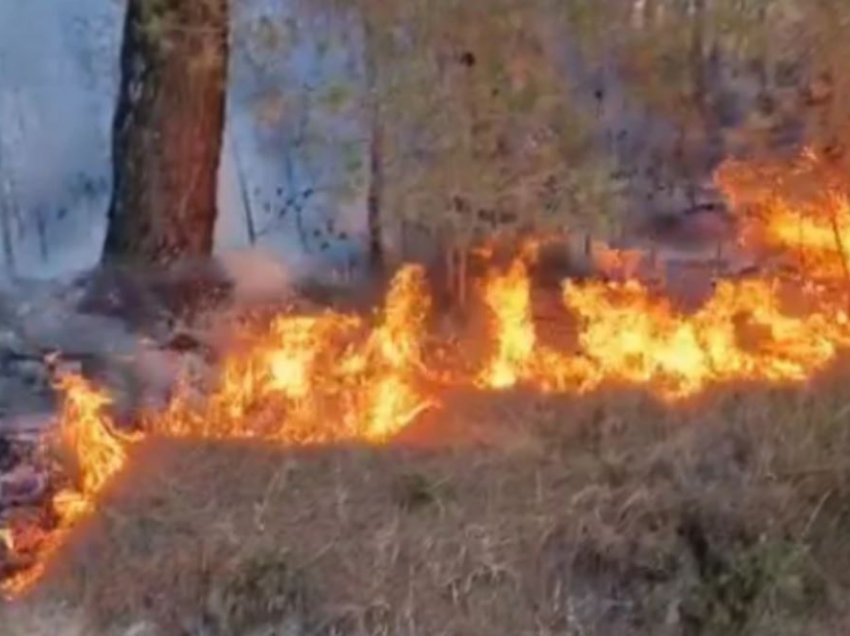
5;368;850;635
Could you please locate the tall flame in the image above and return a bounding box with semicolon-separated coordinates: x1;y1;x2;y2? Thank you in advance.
361;264;435;439
479;258;536;388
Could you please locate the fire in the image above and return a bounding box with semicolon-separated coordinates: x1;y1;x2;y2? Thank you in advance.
755;191;850;281
370;264;430;369
474;254;850;400
55;374;129;498
479;258;536;388
10;149;850;596
591;241;645;280
152;264;435;444
471;149;850;398
3;267;438;595
563;276;848;398
2;373;131;596
717;148;850;283
359;264;436;439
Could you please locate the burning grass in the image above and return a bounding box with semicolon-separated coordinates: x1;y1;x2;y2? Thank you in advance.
7;376;850;636
0;375;137;598
6;148;850;633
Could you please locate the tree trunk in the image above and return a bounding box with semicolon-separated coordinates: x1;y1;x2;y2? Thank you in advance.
103;0;229;265
0;151;16;277
363;13;385;274
689;0;707;142
0;197;15;277
35;208;48;263
457;245;468;308
690;0;707;112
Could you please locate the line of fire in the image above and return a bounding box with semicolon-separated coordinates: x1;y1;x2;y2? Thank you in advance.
4;147;850;597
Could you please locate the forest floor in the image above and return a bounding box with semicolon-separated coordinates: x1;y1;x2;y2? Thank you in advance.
3;364;850;636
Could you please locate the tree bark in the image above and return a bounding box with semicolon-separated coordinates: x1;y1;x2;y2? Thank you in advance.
103;0;229;265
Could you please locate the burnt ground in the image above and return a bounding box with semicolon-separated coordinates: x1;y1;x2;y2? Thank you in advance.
3;365;850;636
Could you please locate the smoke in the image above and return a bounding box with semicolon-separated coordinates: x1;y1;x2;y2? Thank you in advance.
216;247;295;305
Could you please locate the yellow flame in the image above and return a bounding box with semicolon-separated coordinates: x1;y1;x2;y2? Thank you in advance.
479;258;536;388
151;265;436;445
12;147;850;595
564;276;848;398
2;373;130;597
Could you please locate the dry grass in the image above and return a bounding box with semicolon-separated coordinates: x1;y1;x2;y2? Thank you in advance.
5;367;850;635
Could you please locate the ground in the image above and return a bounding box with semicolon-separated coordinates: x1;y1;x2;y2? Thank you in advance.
3;366;850;636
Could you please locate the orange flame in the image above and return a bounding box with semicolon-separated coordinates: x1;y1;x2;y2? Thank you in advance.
479;258;536;388
564;276;848;398
152;264;435;444
359;264;436;439
472;149;850;398
717;148;850;282
2;374;130;597
10;149;850;596
475;255;850;400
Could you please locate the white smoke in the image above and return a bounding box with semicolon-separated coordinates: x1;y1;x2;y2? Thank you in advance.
216;247;295;305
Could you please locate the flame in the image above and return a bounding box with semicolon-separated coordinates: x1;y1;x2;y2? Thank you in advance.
474;258;850;400
2;374;130;597
152;264;435;444
717;148;850;282
479;258;536;388
472;149;850;399
564;276;848;398
11;149;850;596
474;256;850;400
758;191;850;280
359;264;436;439
2;267;435;594
591;242;645;280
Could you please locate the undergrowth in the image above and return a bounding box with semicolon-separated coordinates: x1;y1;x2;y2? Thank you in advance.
5;366;850;635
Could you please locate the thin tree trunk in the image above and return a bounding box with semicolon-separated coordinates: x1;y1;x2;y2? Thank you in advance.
690;0;707;112
229;128;256;245
363;13;384;274
281;147;310;251
103;0;229;265
367;118;385;273
457;244;468;307
35;208;49;263
828;200;850;309
444;236;455;300
0;148;16;277
689;0;713;163
0;197;14;277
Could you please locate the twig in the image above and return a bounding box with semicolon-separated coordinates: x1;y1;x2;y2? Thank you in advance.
826;194;850;310
228;128;256;245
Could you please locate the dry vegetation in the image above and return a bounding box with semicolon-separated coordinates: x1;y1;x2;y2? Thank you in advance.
4;366;850;635
6;3;850;634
